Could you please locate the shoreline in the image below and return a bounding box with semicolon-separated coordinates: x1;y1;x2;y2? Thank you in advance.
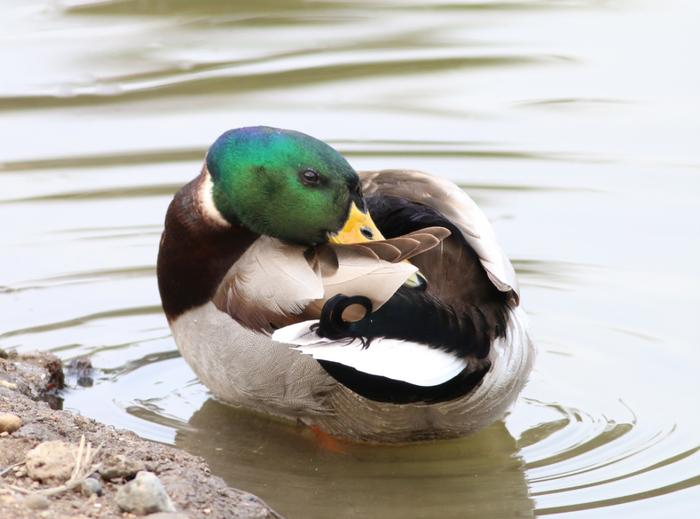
0;351;282;519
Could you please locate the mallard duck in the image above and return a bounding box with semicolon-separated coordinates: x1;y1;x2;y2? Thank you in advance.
157;126;534;443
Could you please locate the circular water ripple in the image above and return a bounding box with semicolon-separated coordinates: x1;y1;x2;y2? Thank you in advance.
516;399;699;514
107;376;700;518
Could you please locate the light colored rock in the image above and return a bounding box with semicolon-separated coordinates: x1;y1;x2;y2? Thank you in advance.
98;453;145;480
146;513;191;519
0;413;22;433
23;494;50;510
24;441;76;483
115;471;176;515
80;477;102;497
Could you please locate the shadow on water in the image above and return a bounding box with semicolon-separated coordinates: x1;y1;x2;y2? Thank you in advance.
167;399;534;519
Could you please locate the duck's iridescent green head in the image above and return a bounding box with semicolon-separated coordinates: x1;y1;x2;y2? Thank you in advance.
206;126;366;245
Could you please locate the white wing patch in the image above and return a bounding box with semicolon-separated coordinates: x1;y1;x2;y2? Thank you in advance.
272;320;468;387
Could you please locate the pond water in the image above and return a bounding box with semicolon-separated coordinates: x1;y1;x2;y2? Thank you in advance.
1;0;699;517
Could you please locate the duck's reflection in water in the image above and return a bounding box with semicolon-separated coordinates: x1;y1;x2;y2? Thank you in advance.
175;398;534;519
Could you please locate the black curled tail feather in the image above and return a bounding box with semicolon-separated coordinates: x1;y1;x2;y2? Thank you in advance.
316;287;505;359
314;294;373;344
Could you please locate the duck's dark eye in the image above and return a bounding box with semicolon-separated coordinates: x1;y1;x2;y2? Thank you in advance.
360;226;374;239
300;169;321;185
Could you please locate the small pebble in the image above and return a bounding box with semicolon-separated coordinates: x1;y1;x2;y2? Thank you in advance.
23;494;50;510
115;471;176;515
80;477;103;497
0;413;22;433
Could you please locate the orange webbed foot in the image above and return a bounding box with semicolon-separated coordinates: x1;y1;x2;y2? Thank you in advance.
309;425;348;454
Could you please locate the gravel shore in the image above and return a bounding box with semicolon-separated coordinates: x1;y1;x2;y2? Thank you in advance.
0;351;282;519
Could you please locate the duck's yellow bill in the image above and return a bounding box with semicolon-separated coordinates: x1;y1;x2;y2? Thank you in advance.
329;202;427;289
329;202;385;244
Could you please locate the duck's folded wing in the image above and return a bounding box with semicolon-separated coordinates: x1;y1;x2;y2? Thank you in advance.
360;169;519;303
212;236;325;332
334;226;451;263
272;320;468;387
316;226;451;313
213;227;451;332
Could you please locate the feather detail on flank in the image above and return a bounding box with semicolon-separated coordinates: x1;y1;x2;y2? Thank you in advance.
273;320;469;387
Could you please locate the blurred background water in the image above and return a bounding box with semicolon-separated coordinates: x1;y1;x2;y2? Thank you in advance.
1;0;699;517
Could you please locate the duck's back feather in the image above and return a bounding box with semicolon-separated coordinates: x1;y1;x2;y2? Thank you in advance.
360;169;519;304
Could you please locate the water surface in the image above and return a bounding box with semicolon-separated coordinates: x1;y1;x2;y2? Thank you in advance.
1;0;699;517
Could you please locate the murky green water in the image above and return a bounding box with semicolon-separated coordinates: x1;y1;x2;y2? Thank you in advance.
2;0;699;517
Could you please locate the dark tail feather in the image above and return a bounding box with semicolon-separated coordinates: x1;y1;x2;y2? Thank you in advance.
317;287;504;359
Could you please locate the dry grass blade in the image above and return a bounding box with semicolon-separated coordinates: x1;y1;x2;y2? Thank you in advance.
0;462;23;478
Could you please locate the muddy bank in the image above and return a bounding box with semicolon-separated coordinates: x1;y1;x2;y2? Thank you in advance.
0;351;282;519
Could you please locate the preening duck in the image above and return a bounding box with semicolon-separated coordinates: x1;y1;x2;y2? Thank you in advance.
157;126;534;442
